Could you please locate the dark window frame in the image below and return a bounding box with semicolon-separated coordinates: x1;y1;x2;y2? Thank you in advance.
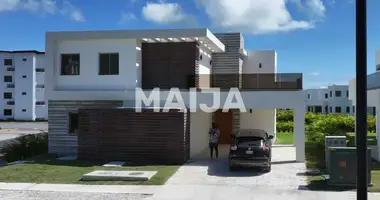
68;112;79;134
329;91;332;97
35;101;46;106
325;93;328;99
346;106;350;113
98;53;119;75
3;109;12;116
22;75;27;78
335;106;342;113
6;101;14;105
4;59;12;66
3;92;12;99
35;68;45;72
335;90;342;97
22;109;26;112
61;54;80;76
21;92;26;95
307;94;311;99
4;76;12;83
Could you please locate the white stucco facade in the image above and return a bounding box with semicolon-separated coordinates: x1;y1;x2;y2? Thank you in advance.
0;51;47;121
45;28;305;162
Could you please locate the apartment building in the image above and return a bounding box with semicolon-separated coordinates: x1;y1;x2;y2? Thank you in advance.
0;50;47;121
305;84;375;115
45;28;306;163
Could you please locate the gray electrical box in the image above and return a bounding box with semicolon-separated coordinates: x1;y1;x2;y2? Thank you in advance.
325;136;347;173
328;147;372;186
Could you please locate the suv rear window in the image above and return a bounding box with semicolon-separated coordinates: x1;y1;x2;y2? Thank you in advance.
237;137;263;146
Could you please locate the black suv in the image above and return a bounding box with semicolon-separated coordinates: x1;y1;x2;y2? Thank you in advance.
228;129;274;172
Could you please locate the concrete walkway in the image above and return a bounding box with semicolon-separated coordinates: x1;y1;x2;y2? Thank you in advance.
165;146;307;190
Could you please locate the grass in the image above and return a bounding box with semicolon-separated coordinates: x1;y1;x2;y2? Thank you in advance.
275;132;294;144
0;154;180;185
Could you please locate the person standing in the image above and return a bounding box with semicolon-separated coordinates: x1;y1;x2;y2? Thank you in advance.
209;123;220;160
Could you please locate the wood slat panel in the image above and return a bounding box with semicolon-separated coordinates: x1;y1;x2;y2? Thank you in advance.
78;108;190;165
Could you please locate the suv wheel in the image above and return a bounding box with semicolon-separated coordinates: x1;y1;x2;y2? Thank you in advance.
263;164;271;172
229;163;236;171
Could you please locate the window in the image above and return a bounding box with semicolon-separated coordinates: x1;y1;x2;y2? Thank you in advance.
3;109;12;116
335;90;342;97
330;107;332;113
36;101;45;106
22;109;26;112
36;85;45;89
68;112;79;133
22;92;26;95
346;91;349;97
61;54;80;75
307;94;311;99
335;107;341;113
200;55;203;60
4;59;12;66
325;93;328;99
259;63;262;68
4;76;12;82
3;92;12;99
346;106;350;113
22;58;27;61
99;53;119;75
22;75;27;78
330;91;332;97
7;67;15;71
7;84;15;88
353;106;355;113
35;68;45;72
325;106;328;113
7;101;14;105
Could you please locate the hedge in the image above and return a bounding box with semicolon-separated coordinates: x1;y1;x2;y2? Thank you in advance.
276;110;376;133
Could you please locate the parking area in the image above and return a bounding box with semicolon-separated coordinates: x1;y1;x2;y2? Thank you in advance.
165;146;307;190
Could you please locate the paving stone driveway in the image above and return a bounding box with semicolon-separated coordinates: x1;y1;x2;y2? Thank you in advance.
165;146;307;190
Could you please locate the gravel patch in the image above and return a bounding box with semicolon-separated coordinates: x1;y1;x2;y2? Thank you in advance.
0;190;153;200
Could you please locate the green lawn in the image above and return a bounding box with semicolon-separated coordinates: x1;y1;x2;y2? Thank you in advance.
0;154;180;185
275;132;294;144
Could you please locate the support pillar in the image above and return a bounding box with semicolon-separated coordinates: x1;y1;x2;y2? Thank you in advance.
294;105;305;162
376;105;380;161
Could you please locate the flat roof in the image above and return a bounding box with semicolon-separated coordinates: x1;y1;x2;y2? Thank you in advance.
46;28;225;52
0;50;44;54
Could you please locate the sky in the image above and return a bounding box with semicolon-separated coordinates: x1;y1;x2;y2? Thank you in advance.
0;0;379;89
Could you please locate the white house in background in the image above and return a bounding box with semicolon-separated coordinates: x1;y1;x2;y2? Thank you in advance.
305;84;375;115
0;50;47;121
348;50;380;161
45;28;305;163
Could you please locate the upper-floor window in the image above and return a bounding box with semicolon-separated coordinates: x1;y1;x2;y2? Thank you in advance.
99;53;119;75
335;90;341;97
7;101;14;105
22;75;27;78
22;58;27;61
307;94;311;99
3;92;12;99
259;63;262;68
3;109;12;116
61;54;80;76
4;59;12;66
346;106;350;113
7;84;15;88
7;67;15;72
36;85;45;89
329;91;332;97
325;93;328;99
22;92;26;95
35;68;45;72
4;76;12;82
36;101;45;106
346;91;349;97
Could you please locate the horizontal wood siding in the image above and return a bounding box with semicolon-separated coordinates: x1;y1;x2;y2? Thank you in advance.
48;101;123;155
142;42;200;89
78;108;190;165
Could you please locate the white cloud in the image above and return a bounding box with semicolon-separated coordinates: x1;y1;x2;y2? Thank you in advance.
309;72;321;76
290;0;326;18
196;0;328;34
119;12;136;24
0;0;85;22
142;1;194;24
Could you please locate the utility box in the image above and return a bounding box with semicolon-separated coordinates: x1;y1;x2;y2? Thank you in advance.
328;147;372;186
325;136;347;173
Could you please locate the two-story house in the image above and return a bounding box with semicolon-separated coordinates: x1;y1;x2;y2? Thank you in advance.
45;28;306;164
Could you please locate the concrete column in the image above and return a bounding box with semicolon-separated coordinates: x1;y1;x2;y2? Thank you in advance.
376;105;380;161
294;105;306;162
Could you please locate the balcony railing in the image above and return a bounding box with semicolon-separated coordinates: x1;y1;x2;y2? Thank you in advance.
141;73;302;91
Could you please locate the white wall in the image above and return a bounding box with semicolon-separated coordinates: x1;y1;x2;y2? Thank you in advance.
55;39;138;91
242;50;277;74
240;109;276;137
190;111;212;158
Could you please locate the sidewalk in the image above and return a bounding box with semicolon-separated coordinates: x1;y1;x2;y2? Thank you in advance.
0;182;160;194
1;182;380;200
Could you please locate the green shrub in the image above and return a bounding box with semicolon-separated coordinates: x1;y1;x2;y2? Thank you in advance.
277;121;293;132
0;132;48;162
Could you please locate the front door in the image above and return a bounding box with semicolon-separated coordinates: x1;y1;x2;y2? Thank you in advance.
214;109;233;144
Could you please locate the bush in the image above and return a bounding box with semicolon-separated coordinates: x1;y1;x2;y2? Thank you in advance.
0;132;48;162
277;121;293;132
